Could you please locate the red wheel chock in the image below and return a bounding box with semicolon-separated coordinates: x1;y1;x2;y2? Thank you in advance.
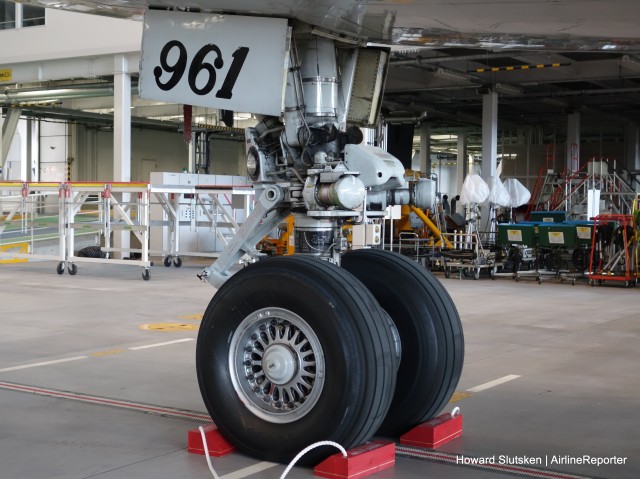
314;441;395;479
187;424;236;457
400;409;463;449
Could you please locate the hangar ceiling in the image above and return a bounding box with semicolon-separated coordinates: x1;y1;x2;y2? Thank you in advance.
382;48;640;151
5;47;640;154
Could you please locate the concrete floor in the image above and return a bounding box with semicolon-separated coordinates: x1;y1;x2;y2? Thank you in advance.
0;258;638;479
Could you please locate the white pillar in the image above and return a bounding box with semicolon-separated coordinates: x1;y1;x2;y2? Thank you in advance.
566;112;580;173
114;54;132;258
419;122;431;176
26;119;39;182
480;92;499;234
456;133;467;194
481;92;498;180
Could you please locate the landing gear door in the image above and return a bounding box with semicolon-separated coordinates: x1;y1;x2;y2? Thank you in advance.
139;10;290;116
339;47;389;128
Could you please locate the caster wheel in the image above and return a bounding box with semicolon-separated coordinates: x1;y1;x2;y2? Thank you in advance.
56;262;65;275
473;268;480;280
589;279;595;287
515;275;520;282
68;263;78;276
142;269;150;281
173;256;183;268
490;267;497;280
163;256;172;267
444;268;451;279
537;276;542;284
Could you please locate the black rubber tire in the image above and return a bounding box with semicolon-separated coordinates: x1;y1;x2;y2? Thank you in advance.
56;262;65;275
142;269;150;281
68;263;78;276
196;256;396;464
342;249;464;437
163;256;172;267
173;256;183;268
77;245;106;258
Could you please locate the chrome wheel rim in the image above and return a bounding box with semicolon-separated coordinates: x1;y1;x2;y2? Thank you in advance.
229;307;325;423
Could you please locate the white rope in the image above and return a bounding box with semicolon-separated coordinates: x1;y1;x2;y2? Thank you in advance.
199;428;345;479
280;441;347;479
199;426;221;479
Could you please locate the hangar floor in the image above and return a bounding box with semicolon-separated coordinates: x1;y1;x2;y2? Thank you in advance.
0;259;637;479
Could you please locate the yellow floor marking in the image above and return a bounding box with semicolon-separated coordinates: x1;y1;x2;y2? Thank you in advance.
140;323;199;332
0;243;29;264
91;349;127;357
449;391;474;403
178;314;203;321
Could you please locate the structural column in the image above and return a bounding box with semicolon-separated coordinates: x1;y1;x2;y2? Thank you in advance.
26;119;39;182
480;92;499;234
481;92;498;180
418;122;431;176
113;54;132;258
566;112;580;173
456;133;467;194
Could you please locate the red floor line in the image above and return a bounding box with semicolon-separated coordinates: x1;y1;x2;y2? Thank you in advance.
0;381;211;422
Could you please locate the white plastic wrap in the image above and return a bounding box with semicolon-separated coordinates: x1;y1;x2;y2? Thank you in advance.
459;174;490;205
486;176;511;206
503;178;531;207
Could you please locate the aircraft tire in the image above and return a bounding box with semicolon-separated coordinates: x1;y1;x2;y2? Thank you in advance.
342;248;464;437
196;256;396;464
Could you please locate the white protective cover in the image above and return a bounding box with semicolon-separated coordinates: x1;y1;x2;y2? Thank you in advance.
503;178;531;207
459;174;490;205
486;176;511;206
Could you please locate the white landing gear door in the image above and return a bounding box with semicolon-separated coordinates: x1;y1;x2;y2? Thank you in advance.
140;10;289;116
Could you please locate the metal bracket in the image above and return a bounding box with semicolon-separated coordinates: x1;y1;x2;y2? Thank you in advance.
199;185;290;288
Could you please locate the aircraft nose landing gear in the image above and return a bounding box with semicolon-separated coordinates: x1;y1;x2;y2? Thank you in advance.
193;22;463;465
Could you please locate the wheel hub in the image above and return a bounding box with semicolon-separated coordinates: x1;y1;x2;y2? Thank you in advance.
263;344;297;385
229;307;325;423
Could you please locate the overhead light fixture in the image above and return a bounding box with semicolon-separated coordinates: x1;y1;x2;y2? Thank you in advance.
433;67;476;83
494;83;523;96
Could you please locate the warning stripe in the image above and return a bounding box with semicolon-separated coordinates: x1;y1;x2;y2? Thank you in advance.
472;63;570;73
396;445;604;479
0;381;211;423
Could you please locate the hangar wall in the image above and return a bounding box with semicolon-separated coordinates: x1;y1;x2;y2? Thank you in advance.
0;9;141;65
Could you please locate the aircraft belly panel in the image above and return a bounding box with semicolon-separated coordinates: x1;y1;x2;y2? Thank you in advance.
21;0;640;49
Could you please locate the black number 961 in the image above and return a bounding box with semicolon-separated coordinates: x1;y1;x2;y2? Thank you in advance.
153;40;249;99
